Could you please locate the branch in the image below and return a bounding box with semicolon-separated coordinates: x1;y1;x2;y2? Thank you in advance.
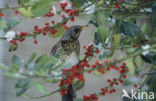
0;37;6;40
24;43;156;99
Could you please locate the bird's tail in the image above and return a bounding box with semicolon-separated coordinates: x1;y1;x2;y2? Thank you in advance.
62;84;76;101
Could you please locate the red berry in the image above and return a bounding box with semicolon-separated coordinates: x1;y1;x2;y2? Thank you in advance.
95;49;99;54
71;17;75;22
114;3;120;8
45;22;49;26
122;75;126;79
34;40;38;44
71;3;74;7
34;25;38;31
14;10;19;15
61;15;65;18
133;84;138;88
64;25;68;30
0;13;4;17
119;79;123;83
106;79;111;83
51;20;55;24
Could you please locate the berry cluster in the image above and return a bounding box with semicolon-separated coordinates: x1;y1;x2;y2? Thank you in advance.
5;1;80;48
43;7;55;17
83;62;128;101
83;94;98;101
58;61;88;96
84;43;100;57
58;79;69;96
59;1;78;22
57;44;129;100
9;32;28;46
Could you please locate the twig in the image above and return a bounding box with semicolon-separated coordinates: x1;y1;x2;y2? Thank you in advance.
0;37;6;40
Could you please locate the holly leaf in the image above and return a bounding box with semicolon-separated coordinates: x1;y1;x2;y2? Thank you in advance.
12;55;21;65
15;78;30;88
18;7;34;18
4;72;26;78
4;18;22;32
125;59;135;76
16;88;27;96
0;64;9;71
74;98;83;101
31;0;53;17
116;20;140;37
35;82;46;95
135;56;142;69
109;34;121;57
18;0;30;5
70;0;86;8
141;23;149;34
0;20;7;30
152;2;156;16
18;0;53;17
28;52;36;63
73;80;84;90
141;54;156;65
96;26;109;44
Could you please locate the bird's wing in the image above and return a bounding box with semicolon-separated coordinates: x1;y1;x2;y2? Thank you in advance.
51;41;62;57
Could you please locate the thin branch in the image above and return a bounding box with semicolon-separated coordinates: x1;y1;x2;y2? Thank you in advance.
0;37;6;40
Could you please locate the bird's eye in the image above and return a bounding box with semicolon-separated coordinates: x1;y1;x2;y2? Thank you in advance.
75;29;80;33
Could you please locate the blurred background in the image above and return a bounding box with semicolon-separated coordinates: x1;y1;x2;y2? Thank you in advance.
0;0;148;101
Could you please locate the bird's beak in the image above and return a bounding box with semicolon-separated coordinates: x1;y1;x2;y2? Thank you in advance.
80;25;88;31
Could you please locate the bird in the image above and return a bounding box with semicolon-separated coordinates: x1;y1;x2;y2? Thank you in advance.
50;25;88;101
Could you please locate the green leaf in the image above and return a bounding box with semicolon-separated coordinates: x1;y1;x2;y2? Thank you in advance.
96;26;109;44
74;98;83;101
4;72;26;78
0;20;7;30
4;18;22;32
93;68;106;76
31;0;53;17
94;8;110;25
116;20;140;37
18;0;53;17
125;59;135;76
18;7;34;18
141;23;149;34
73;80;84;90
152;2;156;16
70;0;86;8
141;54;156;65
135;56;142;69
109;34;121;57
16;88;27;96
46;56;57;65
48;27;66;38
25;63;35;70
151;15;156;36
28;52;36;63
15;78;30;88
35;82;46;95
126;48;136;54
12;55;21;65
35;55;49;67
0;64;9;71
18;0;30;5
